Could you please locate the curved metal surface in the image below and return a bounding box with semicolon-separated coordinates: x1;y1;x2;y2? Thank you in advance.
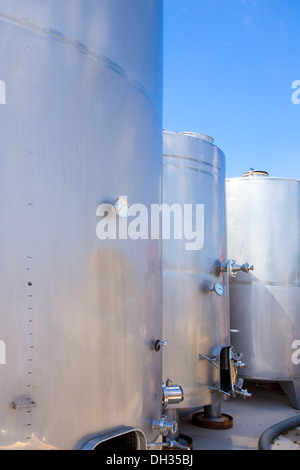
0;0;163;449
162;131;230;409
226;176;300;408
81;427;147;451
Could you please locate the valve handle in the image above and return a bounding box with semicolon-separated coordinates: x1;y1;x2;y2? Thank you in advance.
154;339;168;352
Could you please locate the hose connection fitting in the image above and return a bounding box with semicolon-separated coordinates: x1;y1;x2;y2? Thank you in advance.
152;415;177;437
162;379;184;407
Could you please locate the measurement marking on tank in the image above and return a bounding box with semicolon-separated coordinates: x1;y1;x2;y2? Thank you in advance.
25;252;34;441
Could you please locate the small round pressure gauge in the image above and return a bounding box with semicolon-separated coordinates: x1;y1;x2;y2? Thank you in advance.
114;197;129;218
214;282;225;297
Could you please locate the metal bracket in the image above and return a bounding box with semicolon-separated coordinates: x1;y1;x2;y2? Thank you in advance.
11;400;37;411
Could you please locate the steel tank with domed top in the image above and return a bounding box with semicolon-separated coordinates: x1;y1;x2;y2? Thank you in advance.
161;131;251;434
0;0;166;450
226;169;300;410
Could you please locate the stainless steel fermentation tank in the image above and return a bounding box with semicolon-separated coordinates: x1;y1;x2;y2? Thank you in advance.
0;0;165;449
226;171;300;409
162;132;250;431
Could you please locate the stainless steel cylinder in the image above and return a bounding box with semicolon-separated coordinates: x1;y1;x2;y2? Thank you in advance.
162;131;230;410
226;173;300;409
0;0;163;449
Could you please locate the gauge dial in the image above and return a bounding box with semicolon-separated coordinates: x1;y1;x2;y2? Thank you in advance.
214;282;225;296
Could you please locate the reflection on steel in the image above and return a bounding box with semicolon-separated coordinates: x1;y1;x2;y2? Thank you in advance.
226;173;300;409
0;0;163;449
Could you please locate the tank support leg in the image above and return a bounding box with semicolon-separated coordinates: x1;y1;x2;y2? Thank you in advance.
203;403;222;420
280;380;300;410
192;402;233;429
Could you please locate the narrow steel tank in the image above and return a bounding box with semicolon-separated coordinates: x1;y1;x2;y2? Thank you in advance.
0;0;164;449
162;132;250;432
226;171;300;409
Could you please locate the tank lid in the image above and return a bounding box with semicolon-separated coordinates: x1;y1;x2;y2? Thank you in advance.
242;168;269;178
180;132;214;144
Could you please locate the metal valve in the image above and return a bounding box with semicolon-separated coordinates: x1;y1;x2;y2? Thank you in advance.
235;361;247;369
233;378;252;399
152;415;177;436
219;259;254;279
162;379;184;406
153;340;168;352
231;351;247;369
235;388;252;399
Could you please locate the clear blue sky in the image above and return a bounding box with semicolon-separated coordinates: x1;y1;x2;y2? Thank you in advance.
163;0;300;179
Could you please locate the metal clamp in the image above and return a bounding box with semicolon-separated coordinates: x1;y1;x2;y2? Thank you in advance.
11;400;37;411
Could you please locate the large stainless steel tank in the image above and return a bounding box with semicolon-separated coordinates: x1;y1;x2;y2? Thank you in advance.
162;132;250;431
0;0;164;449
226;171;300;409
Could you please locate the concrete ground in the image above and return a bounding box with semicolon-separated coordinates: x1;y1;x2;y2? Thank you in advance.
178;382;300;450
